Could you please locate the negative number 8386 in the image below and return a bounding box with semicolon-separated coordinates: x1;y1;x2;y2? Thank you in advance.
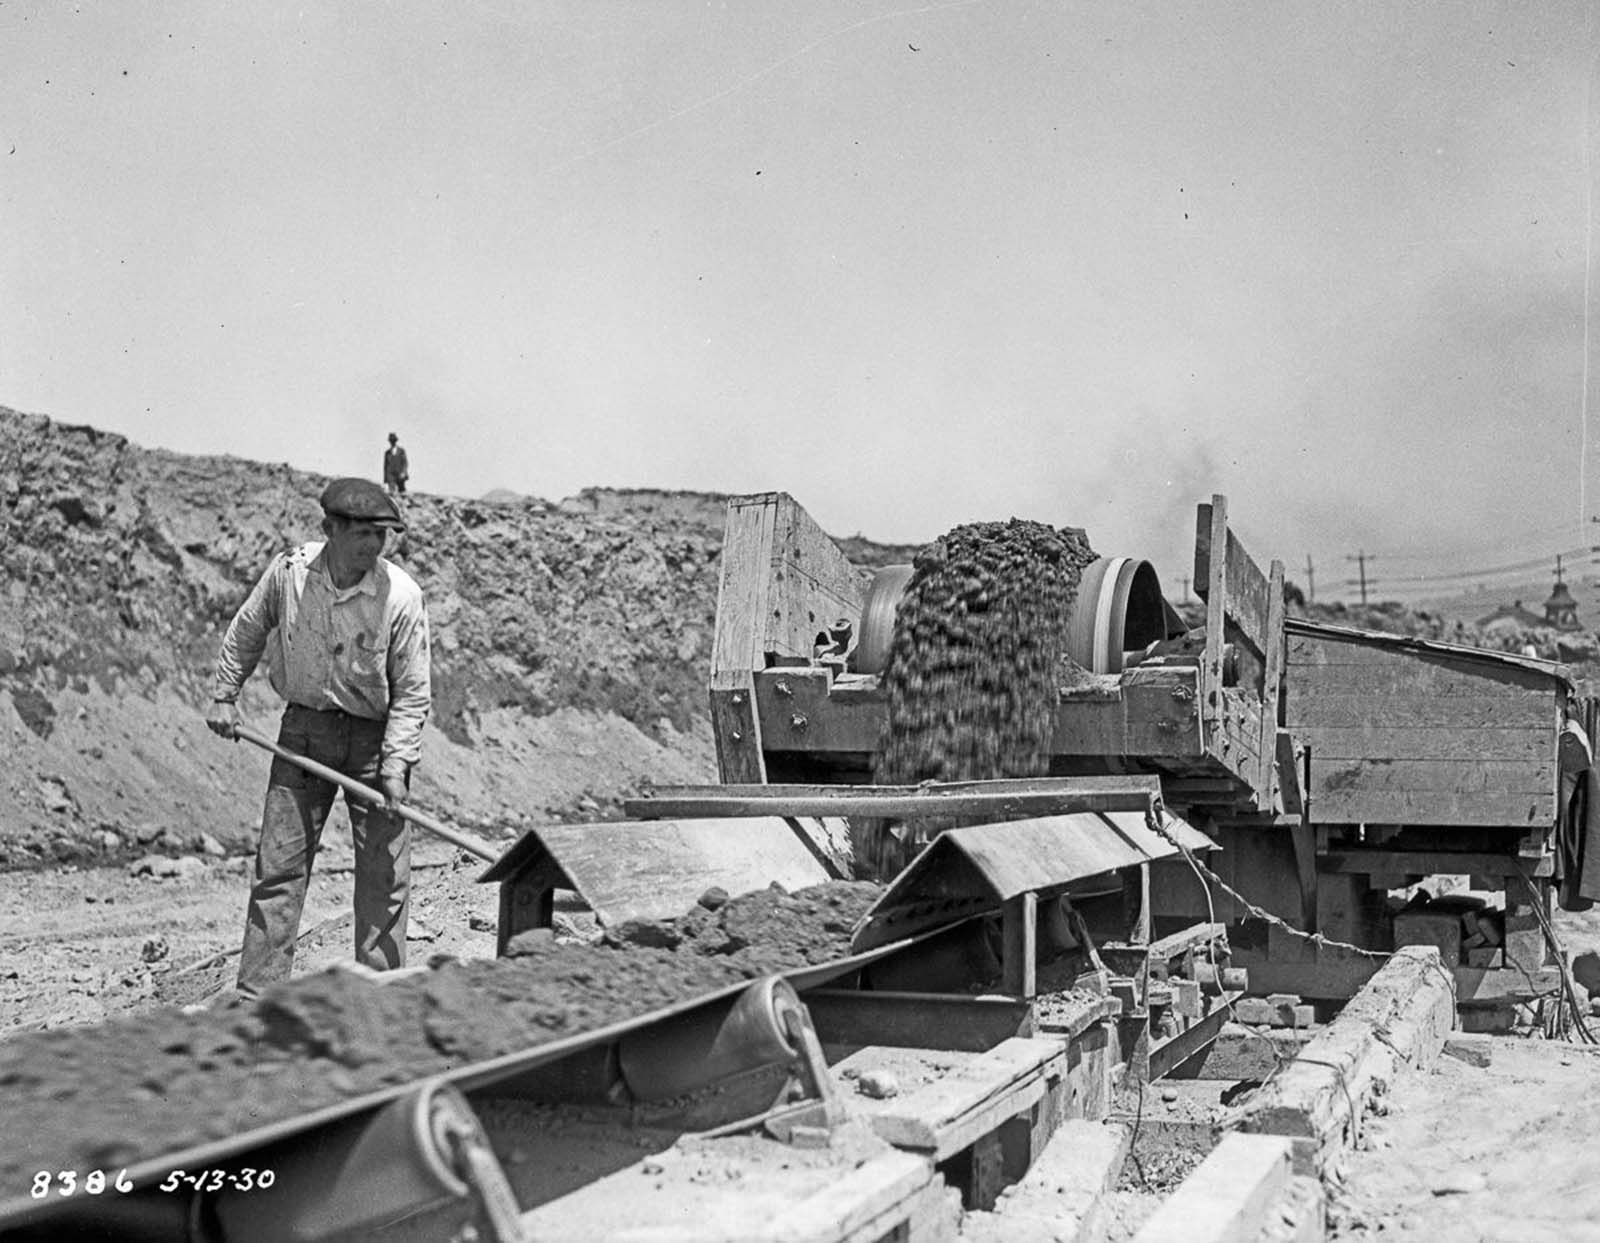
30;1168;276;1197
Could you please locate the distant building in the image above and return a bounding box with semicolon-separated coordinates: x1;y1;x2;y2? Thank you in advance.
1475;600;1549;630
1543;579;1581;631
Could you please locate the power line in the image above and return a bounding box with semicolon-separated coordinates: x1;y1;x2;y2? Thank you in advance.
1378;546;1590;586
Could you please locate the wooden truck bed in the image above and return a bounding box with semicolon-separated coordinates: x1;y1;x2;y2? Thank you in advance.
711;492;1288;816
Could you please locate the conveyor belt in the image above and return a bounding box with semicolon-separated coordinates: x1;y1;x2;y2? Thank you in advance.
0;935;927;1234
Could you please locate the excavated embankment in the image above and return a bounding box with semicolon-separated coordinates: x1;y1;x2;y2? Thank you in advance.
0;881;877;1191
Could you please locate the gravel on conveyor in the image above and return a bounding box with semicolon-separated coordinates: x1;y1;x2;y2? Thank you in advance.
0;884;878;1194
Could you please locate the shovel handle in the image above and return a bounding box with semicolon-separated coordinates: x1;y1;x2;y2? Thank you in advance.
234;724;497;863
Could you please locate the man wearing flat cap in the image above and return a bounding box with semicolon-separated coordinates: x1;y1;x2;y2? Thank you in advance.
207;477;431;997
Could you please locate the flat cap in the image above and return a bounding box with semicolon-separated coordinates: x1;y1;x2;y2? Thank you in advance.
319;478;406;529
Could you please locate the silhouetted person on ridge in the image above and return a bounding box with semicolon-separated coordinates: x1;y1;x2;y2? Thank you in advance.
383;433;409;495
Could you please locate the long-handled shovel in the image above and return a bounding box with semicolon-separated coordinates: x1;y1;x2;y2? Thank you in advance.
234;724;498;863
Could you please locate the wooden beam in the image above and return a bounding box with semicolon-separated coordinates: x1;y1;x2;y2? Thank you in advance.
752;665;1209;759
864;1038;1066;1159
1318;849;1554;878
1286;693;1556;729
1259;559;1286;806
1285;660;1555;696
1224;946;1456;1175
1308;756;1554;794
1147;994;1240;1082
625;776;1161;820
1288;725;1553;762
804;991;1033;1054
1197;497;1230;726
1287;631;1560;678
1308;787;1554;829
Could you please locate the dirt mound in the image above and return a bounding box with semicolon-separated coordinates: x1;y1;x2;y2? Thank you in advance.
0;408;917;871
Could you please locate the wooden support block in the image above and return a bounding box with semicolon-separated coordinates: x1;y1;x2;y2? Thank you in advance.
1132;1133;1295;1243
947;1128;1006;1212
1458;1006;1516;1034
1392;908;1463;968
1502;913;1547;973
867;1038;1066;1160
1454;964;1561;1004
1316;872;1389;949
1233;997;1316;1030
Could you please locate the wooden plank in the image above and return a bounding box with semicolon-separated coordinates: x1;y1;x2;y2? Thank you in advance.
1285;659;1555;696
1286;692;1556;729
710;493;778;680
1131;1133;1294;1243
806;991;1033;1054
1309;756;1553;795
1197;498;1230;722
1259;559;1286;804
1276;730;1305;817
1292;697;1555;735
1319;850;1554;878
867;1038;1065;1159
1147;994;1238;1081
765;493;866;663
1288;725;1552;762
1222;527;1271;659
625;776;1160;820
1287;631;1560;680
709;682;767;783
1002;892;1038;999
754;665;1208;758
1194;496;1271;660
1308;786;1554;828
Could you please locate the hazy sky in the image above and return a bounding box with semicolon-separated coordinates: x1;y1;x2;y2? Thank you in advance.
4;2;1597;601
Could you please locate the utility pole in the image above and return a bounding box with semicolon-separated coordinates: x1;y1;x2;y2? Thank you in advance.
1178;575;1191;603
1304;555;1315;604
1346;550;1374;606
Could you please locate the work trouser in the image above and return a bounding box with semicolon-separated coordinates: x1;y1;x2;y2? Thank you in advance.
237;704;411;997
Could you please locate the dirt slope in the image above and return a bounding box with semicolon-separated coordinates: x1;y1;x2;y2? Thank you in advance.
0;407;770;868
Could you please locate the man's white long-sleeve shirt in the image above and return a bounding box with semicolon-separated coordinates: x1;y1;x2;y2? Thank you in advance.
212;541;431;779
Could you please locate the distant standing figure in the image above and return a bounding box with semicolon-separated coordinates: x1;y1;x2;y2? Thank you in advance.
206;477;431;998
384;433;409;494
